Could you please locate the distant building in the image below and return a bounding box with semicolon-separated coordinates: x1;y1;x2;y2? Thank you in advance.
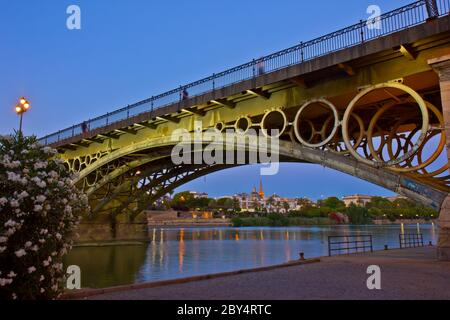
234;193;251;211
188;191;209;199
231;179;310;213
343;194;407;207
233;178;267;212
342;194;373;207
386;195;408;202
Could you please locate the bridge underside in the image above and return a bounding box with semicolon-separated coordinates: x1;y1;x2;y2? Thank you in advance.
80;139;447;223
47;16;450;259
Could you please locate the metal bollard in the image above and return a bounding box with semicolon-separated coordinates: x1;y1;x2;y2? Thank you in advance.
299;252;305;261
384;245;389;250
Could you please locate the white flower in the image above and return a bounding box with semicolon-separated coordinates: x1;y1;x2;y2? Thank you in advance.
40;288;45;293
5;228;16;236
0;278;13;286
9;200;19;208
34;204;43;212
43;260;50;267
0;197;7;206
37;180;46;188
0;247;6;253
14;249;26;258
24;241;32;248
33;161;48;170
54;158;65;165
31;245;39;252
17;191;29;200
0;236;7;243
7;172;21;182
7;271;16;278
53;263;63;271
43;146;57;155
4;220;17;227
64;205;72;214
39;275;45;282
12;293;17;300
35;195;46;203
48;171;59;179
55;233;62;240
4;160;21;169
27;266;36;274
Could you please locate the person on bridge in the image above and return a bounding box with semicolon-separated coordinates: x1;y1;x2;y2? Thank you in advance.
81;121;88;134
182;88;189;101
257;58;265;76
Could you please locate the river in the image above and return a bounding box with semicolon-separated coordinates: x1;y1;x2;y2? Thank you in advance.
64;223;438;289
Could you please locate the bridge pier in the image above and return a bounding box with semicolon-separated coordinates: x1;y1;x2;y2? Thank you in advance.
430;55;450;261
437;196;450;260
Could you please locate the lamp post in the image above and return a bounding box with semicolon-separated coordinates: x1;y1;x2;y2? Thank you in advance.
15;97;31;134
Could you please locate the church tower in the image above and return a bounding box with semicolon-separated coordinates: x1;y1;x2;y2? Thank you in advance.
259;178;265;199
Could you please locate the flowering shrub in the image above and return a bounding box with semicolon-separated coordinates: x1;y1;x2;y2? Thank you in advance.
328;212;349;224
0;133;88;300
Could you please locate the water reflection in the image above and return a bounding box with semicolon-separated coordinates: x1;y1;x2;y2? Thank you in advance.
64;224;437;289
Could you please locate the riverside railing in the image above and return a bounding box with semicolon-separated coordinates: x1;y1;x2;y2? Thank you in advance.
39;0;450;145
399;233;424;248
328;235;374;256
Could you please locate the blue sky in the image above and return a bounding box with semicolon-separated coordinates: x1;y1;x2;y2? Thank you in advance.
0;0;415;199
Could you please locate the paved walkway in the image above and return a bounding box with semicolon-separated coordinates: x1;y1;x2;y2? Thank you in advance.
81;247;450;300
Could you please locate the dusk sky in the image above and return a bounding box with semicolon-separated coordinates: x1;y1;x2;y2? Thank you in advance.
0;0;415;199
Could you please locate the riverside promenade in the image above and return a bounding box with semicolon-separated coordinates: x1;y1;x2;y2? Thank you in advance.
70;247;450;300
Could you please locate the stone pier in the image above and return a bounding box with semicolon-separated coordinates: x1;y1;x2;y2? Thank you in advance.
429;55;450;261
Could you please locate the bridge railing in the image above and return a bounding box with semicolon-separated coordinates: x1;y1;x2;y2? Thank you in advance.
38;0;450;145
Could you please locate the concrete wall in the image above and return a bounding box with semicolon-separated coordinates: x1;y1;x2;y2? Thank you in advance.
373;219;438;225
76;223;149;243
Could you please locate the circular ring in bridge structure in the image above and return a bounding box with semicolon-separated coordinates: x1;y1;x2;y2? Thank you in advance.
261;109;288;138
326;113;365;155
293;98;340;148
234;116;253;134
215;121;226;132
367;99;444;173
342;82;429;167
73;158;81;172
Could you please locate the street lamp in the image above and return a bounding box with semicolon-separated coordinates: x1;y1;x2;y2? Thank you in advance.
15;97;31;134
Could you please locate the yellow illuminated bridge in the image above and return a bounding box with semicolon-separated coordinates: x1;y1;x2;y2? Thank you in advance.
37;0;450;258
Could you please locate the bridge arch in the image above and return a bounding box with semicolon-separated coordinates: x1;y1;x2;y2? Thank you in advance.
76;134;447;221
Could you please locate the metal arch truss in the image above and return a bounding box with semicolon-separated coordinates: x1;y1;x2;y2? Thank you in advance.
340;83;449;190
90;162;234;220
65;81;450;218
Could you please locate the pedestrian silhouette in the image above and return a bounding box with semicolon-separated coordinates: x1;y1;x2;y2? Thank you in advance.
182;88;189;101
257;58;265;76
81;121;88;134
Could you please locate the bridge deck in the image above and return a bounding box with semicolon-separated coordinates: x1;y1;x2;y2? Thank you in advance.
40;2;450;148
